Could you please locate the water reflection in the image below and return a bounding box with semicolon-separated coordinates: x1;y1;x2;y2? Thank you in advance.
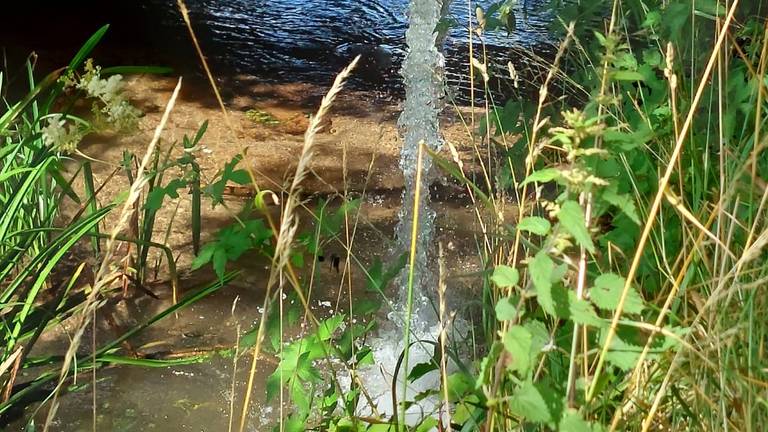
146;0;555;95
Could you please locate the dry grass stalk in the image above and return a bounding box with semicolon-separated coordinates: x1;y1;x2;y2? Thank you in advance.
589;0;741;412
237;56;359;432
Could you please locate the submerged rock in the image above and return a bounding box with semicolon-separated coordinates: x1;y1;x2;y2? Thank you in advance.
334;43;395;83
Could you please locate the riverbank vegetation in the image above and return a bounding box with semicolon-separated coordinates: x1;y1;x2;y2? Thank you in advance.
1;0;767;431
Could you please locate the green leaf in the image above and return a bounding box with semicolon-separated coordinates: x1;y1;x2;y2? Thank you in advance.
446;372;474;402
558;200;595;253
491;265;519;288
408;362;438;383
590;273;645;315
524;320;550;356
602;188;641;225
365;254;407;293
317;314;345;340
612;70;645;81
567;292;604;327
529;251;556;316
145;178;187;211
509;380;552;424
503;325;532;375
518;216;551;236
559;410;593;432
495;296;519;321
191;243;215;270
212;248;227;281
599;328;643;371
415;418;438;432
521;168;561;186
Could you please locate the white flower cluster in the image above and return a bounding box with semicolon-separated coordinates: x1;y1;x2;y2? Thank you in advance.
41;114;83;153
45;59;143;153
76;60;141;131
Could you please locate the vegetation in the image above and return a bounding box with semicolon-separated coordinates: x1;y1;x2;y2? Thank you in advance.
1;0;767;431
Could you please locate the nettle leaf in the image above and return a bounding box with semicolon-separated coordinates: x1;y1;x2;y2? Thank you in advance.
600;325;683;371
602;187;641;225
503;325;532;375
491;265;519;288
509;381;557;424
567;291;604;328
529;251;556;316
590;273;645;315
559;410;595;432
495;295;519;321
521;168;561;186
446;372;475;402
518;216;551;236
558;200;595;253
524;320;550;355
599;327;644;371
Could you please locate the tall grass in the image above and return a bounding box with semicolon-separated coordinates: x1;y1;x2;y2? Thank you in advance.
0;27;237;429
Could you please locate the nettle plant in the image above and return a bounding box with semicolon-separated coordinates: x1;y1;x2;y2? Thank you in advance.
460;106;684;430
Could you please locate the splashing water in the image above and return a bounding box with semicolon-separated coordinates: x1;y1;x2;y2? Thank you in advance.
346;0;455;425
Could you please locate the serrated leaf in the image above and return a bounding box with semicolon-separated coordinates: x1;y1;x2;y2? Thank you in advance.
524;320;550;354
503;325;532;375
559;410;593;432
603;188;641;225
491;265;519;287
509;381;553;424
518;216;551;235
529;251;556;316
567;291;604;327
495;296;519;321
590;273;645;314
521;168;561;186
446;372;474;402
558;200;595;253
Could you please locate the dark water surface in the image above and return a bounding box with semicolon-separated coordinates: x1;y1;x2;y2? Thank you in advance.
2;0;556;98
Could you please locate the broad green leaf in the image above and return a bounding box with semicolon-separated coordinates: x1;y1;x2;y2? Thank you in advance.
415;418;438;432
212;248;227;280
612;70;645;81
144;178;187;211
518;216;551;235
446;372;474;402
567;292;604;327
590;273;645;315
491;265;519;288
559;410;593;432
408;362;438;383
521;168;561;186
509;380;552;424
191;243;215;270
529;251;556;316
602;188;641;225
503;325;532;375
495;296;519;321
317;314;345;340
558;200;595;253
